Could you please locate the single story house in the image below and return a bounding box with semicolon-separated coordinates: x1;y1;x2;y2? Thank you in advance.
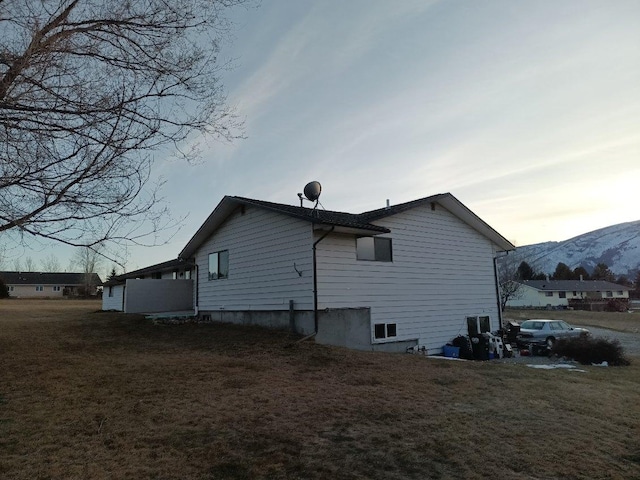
0;271;102;298
506;280;632;308
102;258;194;313
169;192;514;354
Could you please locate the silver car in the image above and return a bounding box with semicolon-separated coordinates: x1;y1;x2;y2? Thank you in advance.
516;319;590;348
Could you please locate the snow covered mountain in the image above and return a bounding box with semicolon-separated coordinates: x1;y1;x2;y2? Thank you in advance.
510;220;640;277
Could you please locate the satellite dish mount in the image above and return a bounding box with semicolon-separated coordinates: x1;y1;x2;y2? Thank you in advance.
298;181;322;208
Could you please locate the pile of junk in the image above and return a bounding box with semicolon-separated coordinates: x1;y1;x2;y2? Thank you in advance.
443;319;522;361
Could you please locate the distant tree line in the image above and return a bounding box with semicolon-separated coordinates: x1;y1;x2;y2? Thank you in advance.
516;260;625;283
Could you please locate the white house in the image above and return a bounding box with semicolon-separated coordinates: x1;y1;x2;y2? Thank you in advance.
1;271;102;298
507;280;631;308
176;193;514;354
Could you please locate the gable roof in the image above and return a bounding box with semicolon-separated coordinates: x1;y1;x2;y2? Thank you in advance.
520;280;632;292
179;192;515;259
103;258;194;286
0;271;102;286
361;193;514;251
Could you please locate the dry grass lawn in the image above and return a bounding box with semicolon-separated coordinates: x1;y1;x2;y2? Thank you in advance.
1;300;639;479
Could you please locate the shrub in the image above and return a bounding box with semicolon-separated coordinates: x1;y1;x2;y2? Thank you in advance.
552;336;630;366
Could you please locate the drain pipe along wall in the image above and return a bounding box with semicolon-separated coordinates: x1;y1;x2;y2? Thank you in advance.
312;226;335;333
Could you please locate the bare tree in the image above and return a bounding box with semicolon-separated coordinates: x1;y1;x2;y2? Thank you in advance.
40;253;61;272
72;245;102;295
497;253;524;312
13;258;21;272
0;0;245;259
24;256;35;272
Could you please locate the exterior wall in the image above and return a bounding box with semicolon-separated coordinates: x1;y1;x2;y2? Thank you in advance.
7;284;65;298
124;279;193;313
194;205;314;312
315;307;418;352
102;284;125;311
315;204;501;353
507;285;565;307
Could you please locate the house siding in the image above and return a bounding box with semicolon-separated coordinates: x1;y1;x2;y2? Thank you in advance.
7;285;65;298
195;205;314;311
102;284;125;311
316;204;500;351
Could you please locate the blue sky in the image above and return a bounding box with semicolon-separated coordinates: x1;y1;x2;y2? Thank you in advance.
7;0;640;275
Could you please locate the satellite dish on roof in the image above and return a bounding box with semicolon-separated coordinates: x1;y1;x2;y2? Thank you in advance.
303;181;322;202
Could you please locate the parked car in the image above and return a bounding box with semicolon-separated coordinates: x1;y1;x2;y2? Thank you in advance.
516;319;590;349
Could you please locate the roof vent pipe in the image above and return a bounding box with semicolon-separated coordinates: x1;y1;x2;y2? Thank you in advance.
580;274;583;282
386;199;390;209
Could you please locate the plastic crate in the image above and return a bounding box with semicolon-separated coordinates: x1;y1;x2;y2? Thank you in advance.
443;345;460;358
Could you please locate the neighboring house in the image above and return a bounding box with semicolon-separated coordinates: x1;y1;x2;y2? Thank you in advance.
0;271;102;298
102;258;194;313
506;280;632;308
171;193;514;354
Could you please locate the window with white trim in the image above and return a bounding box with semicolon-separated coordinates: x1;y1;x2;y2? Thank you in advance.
208;250;229;280
356;237;392;262
35;286;43;292
52;286;61;292
374;323;397;340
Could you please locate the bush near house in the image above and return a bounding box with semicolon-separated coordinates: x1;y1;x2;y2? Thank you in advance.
553;336;631;366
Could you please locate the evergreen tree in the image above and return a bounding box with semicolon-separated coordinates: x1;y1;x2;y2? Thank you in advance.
0;278;8;298
517;261;535;280
592;263;615;282
107;267;117;282
552;262;573;280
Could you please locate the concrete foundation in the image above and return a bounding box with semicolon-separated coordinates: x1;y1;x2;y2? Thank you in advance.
200;306;418;353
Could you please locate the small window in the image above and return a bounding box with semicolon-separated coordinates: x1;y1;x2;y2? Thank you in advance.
544;291;553;297
572;291;577;296
108;286;113;297
35;286;43;292
558;291;566;298
185;270;191;280
617;291;623;296
208;250;229;280
172;271;178;280
52;286;61;292
8;286;14;292
606;291;613;298
356;237;392;262
374;323;397;339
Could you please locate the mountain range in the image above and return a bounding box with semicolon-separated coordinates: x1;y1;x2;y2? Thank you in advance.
507;220;640;278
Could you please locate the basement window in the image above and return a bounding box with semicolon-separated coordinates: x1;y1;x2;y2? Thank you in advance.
374;323;397;340
208;250;229;280
356;237;392;262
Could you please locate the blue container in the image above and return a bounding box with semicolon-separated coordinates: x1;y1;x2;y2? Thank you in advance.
443;345;460;358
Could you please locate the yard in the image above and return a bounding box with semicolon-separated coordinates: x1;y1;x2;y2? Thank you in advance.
1;300;639;479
